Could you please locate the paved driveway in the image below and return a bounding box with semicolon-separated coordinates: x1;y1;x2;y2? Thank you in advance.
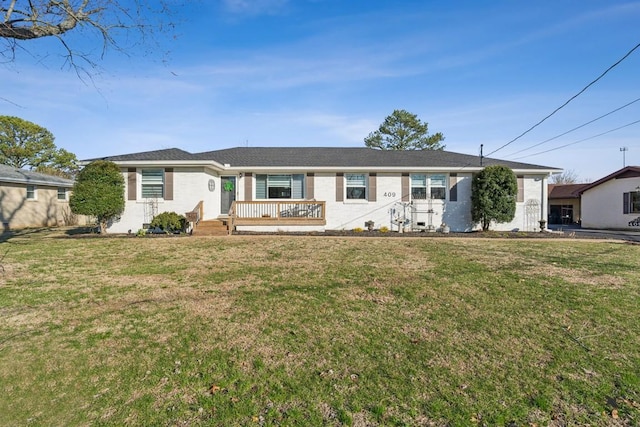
548;224;640;242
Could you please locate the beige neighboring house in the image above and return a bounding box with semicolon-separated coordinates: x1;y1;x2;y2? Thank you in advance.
0;164;77;230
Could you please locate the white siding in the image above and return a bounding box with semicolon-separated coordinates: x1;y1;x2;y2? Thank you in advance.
582;176;640;229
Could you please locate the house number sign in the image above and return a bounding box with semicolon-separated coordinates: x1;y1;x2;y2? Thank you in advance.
208;179;216;192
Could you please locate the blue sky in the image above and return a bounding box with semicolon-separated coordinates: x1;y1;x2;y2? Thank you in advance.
2;0;639;182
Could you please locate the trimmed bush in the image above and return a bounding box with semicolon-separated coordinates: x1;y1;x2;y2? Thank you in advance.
150;212;186;233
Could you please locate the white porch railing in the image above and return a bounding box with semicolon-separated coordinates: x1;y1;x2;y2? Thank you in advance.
229;201;326;228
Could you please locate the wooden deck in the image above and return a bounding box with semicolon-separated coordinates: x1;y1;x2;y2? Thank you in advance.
230;201;326;227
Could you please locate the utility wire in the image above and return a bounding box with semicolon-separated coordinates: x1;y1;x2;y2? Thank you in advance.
511;118;640;160
506;96;640;157
486;41;640;158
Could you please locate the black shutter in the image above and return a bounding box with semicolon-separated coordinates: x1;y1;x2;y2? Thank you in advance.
623;192;630;214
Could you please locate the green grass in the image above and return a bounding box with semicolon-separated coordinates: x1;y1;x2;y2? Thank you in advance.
0;232;639;426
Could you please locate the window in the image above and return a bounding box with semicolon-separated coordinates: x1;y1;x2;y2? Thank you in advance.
632;192;640;213
141;169;164;198
430;175;446;199
57;187;67;200
256;174;304;199
625;191;640;214
411;175;427;199
26;185;36;200
410;174;446;200
346;174;367;200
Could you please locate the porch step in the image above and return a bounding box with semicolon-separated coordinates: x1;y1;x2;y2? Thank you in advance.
192;219;229;236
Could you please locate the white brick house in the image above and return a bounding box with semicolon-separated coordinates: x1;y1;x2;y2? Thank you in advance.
85;147;560;234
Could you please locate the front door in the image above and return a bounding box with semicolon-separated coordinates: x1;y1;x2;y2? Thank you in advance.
220;176;237;215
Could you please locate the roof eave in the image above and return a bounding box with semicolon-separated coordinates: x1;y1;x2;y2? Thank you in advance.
81;160;227;171
226;166;560;173
0;177;74;187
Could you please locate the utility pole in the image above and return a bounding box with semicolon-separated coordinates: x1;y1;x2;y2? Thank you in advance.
620;147;628;168
480;144;483;166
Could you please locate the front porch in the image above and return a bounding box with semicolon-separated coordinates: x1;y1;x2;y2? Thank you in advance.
230;200;326;228
186;200;326;235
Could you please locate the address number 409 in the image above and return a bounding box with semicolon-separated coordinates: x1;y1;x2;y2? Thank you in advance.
383;192;396;198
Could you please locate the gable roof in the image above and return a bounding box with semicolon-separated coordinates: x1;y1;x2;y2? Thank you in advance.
88;147;559;172
578;166;640;194
0;164;74;187
548;183;590;199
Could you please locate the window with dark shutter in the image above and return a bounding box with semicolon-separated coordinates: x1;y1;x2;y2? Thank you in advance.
624;192;630;214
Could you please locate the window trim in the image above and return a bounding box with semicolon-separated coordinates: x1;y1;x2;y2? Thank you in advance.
255;174;305;200
410;174;447;201
141;169;165;199
57;187;67;201
429;174;446;200
624;191;640;214
632;192;640;214
345;173;368;201
26;184;36;200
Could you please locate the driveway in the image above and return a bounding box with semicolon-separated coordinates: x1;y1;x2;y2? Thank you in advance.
548;224;640;242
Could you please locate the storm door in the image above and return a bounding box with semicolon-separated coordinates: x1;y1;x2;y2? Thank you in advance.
220;176;236;215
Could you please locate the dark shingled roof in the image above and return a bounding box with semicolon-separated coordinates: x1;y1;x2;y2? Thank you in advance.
85;148;196;162
0;164;74;186
90;147;559;170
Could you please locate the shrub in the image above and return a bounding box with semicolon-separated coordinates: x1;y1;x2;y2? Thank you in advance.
471;165;517;231
69;160;125;234
353;227;364;233
150;212;186;233
379;226;390;233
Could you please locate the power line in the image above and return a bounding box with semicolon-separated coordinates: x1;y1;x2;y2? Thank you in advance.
505;96;640;157
511;118;640;160
486;41;640;158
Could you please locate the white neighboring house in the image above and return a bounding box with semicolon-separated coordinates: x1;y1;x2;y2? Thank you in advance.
0;164;75;230
580;166;640;229
84;147;561;234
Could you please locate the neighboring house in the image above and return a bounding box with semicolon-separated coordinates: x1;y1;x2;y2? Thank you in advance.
547;183;589;225
579;166;640;229
0;164;76;230
86;147;561;234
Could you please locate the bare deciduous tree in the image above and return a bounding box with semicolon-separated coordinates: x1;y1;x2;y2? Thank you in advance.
1;1;180;70
550;169;579;185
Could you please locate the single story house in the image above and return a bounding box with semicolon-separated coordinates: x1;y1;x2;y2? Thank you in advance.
579;166;640;229
0;164;76;230
547;183;589;225
86;147;561;234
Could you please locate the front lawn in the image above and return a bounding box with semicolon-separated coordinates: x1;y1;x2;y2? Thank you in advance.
0;233;638;426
